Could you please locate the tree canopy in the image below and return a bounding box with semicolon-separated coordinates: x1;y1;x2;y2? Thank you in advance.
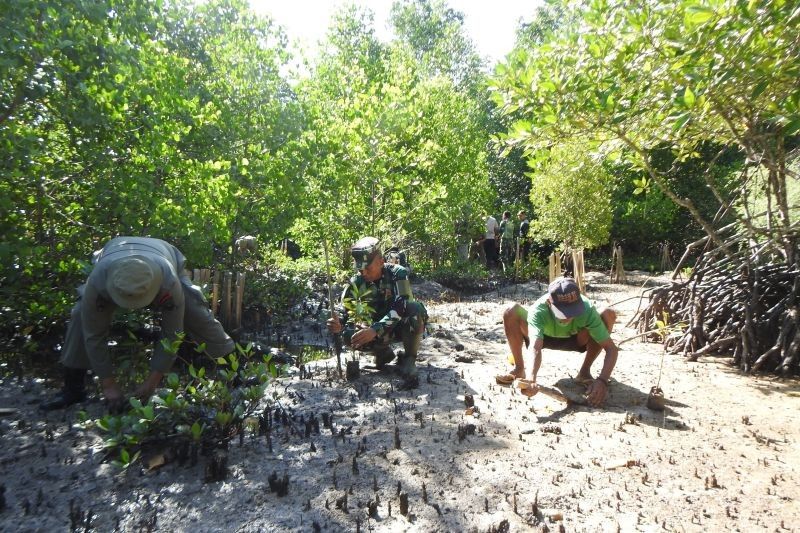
2;0;797;342
492;0;799;262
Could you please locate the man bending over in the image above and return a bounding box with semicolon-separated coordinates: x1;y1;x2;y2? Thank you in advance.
500;276;618;407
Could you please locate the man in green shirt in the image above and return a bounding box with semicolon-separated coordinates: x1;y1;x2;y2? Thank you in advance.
500;276;618;407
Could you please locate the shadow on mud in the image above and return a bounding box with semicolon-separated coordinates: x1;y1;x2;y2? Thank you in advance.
530;377;692;431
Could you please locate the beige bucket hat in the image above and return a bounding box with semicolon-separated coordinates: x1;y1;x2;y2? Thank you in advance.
105;255;163;309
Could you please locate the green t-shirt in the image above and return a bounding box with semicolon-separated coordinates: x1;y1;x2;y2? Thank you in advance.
526;294;610;343
500;219;515;240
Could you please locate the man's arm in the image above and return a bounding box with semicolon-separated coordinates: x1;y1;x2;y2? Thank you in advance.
150;278;185;374
585;339;618;406
370;268;411;333
520;337;544;396
597;338;618;382
528;337;544;383
353;269;411;347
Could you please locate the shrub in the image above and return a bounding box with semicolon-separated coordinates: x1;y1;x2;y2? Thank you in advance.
81;338;279;469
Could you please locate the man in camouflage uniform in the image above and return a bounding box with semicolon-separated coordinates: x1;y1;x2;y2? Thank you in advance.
517;210;531;261
327;237;427;384
499;210;516;271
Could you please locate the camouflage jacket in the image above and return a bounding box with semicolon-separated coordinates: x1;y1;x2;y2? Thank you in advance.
340;263;415;335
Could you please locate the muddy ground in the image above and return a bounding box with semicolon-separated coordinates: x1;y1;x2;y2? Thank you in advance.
1;271;799;532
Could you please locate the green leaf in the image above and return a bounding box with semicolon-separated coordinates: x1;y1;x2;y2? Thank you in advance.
683;87;695;108
686;5;714;24
750;80;768;99
141;404;155;421
783;118;800;135
672;112;691;132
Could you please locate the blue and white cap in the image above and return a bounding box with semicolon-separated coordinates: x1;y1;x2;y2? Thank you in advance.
548;277;584;319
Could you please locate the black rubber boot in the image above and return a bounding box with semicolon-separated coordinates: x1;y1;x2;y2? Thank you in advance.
398;316;424;381
373;345;395;370
40;367;87;411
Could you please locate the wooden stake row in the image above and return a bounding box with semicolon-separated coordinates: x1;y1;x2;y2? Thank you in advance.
190;268;246;332
549;248;585;293
611;245;626;284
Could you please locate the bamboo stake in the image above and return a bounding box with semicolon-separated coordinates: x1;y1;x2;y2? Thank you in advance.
611;245;627;284
212;271;220;316
660;243;673;273
548;252;561;282
321;235;342;377
572;248;585;293
234;272;245;331
222;272;232;330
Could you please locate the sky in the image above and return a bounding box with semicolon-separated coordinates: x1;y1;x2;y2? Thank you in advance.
248;0;542;65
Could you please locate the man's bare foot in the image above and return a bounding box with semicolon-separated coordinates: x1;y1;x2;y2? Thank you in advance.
574;374;594;386
510;367;525;379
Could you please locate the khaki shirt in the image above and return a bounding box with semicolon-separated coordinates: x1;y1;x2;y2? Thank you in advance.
81;237;186;378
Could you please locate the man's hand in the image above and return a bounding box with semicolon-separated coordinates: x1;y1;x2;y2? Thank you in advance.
351;327;377;349
101;377;123;402
517;379;539;397
585;379;609;407
133;371;164;402
327;313;342;334
101;377;126;414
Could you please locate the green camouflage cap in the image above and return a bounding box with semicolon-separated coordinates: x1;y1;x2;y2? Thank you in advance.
351;236;381;270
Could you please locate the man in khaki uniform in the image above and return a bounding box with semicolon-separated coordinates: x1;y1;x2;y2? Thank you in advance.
42;237;234;411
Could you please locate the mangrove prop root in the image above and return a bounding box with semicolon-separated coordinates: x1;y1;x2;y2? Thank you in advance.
633;234;798;375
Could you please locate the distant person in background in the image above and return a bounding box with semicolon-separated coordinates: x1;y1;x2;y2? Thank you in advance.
517;210;530;261
385;246;411;273
41;237;234;412
235;235;257;254
455;204;473;262
483;213;499;268
498;277;618;407
499;210;515;271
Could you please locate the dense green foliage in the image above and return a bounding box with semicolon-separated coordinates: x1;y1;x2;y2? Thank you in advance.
2;0;797;357
526;141;614;250
492;0;799;264
294;2;494;268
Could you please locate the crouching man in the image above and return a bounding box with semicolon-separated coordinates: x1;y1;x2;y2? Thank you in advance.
327;237;427;386
500;276;618;407
41;236;235;412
